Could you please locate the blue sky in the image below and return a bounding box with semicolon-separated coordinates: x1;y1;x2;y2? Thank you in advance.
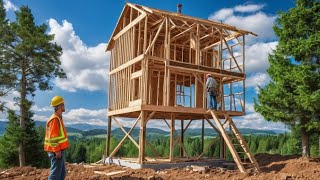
0;0;296;131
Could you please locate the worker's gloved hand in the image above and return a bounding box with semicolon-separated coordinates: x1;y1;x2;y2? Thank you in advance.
55;151;62;159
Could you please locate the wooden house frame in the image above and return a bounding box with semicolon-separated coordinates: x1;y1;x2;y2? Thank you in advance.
105;3;260;173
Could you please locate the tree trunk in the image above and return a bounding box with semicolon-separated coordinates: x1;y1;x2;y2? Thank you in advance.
301;128;310;157
19;63;26;167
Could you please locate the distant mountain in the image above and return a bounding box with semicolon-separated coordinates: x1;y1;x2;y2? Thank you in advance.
35;121;106;131
0;120;280;138
67;123;106;131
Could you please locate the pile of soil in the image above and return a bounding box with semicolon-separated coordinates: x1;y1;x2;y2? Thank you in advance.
0;154;319;179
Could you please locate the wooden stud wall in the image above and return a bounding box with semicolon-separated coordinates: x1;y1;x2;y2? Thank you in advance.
105;4;255;170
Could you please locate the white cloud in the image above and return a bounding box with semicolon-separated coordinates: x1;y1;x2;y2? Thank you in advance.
245;102;255;113
63;108;107;126
233;112;288;132
48;19;110;92
246;41;278;73
234;4;265;13
33;114;49;122
210;8;234;21
246;72;271;93
209;4;277;43
31;105;52;112
3;0;17;11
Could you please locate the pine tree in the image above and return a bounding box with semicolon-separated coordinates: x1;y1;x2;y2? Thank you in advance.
0;4;66;166
0;0;15;111
0;102;47;168
254;0;320;157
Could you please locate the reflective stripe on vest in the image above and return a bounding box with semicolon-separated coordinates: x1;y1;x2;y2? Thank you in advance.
44;114;68;148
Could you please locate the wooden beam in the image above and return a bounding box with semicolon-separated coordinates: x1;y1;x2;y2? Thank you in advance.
170;113;175;161
106;116;112;156
107;105;141;116
197;136;220;160
183;120;193;133
109;115;141;157
113;117;139;148
170;25;196;42
193;73;204;86
131;70;142;79
139;111;146;164
222;37;242;73
145;19;165;54
204;115;220;134
127;3;147;15
202;32;242;51
145;111;156;123
180;120;184;157
109;54;144;75
113;13;146;40
129;99;142;107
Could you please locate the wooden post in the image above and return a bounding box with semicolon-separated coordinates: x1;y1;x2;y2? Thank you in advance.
201;119;204;153
180;120;184;157
170;113;175;161
220;134;226;159
139;111;146;164
242;35;246;112
106;116;112;156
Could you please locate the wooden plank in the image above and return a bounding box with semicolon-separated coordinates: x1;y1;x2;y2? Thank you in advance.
167;64;245;79
131;70;142;79
223;37;242;73
201;119;204;152
113;13;146;40
203;115;220;134
170;25;196;42
107;106;141;116
143;16;148;52
180;120;184;157
170;113;175;161
109;54;144;75
202;32;241;51
129;99;142;107
109;115;141;157
142;105;206;114
94;170;126;176
139;111;146;164
106;116;112;156
145;19;165;54
127;3;146;15
197;136;220;160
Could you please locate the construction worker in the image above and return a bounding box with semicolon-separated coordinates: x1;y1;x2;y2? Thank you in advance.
206;74;218;110
44;96;69;180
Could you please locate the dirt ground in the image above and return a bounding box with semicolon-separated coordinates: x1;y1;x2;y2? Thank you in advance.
1;153;320;180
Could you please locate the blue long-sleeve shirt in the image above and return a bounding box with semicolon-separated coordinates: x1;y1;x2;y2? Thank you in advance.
206;77;217;90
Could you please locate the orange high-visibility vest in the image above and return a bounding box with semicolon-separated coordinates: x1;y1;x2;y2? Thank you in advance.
44;114;69;152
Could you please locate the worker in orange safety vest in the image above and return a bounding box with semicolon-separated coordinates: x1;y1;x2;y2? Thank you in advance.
44;96;69;180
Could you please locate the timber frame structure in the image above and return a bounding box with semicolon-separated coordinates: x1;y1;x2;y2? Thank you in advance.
105;3;260;173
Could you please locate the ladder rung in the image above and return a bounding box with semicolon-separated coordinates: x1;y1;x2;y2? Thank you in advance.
242;162;254;165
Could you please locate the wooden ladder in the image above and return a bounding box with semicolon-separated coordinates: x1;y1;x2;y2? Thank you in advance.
208;110;261;173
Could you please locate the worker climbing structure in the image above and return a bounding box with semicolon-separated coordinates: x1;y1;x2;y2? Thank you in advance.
105;3;260;173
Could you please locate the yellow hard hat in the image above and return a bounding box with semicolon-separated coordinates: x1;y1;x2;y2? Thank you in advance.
51;96;64;107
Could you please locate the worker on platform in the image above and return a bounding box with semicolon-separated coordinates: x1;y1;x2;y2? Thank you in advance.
206;74;218;110
44;96;69;180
